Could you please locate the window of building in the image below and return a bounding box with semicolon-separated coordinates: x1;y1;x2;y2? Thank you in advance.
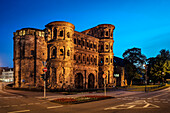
53;28;57;39
106;45;109;49
51;47;57;58
67;50;70;56
78;39;81;45
60;49;64;55
82;41;84;46
94;44;96;49
106;31;109;36
78;55;81;60
87;57;89;62
83;56;85;61
101;58;104;63
74;55;76;60
74;38;76;44
87;42;89;47
90;43;92;48
106;58;108;62
31;50;34;56
67;32;70;38
60;30;63;37
101;31;104;37
101;45;104;51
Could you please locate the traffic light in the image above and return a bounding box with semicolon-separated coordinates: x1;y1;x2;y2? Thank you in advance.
41;74;45;80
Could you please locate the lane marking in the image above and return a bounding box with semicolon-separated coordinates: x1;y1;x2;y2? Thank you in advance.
8;110;30;113
47;105;63;109
104;100;160;110
152;93;168;98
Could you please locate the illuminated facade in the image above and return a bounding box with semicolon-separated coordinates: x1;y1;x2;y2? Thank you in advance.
13;21;116;89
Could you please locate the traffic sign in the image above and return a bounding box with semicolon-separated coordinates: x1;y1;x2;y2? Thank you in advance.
43;67;47;72
103;74;106;78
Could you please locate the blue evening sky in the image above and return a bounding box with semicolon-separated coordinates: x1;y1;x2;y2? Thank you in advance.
0;0;170;67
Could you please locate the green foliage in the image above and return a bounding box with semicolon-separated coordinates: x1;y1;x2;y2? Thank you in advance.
148;49;170;83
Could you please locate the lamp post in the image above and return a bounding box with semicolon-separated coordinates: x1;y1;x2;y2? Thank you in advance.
143;64;147;92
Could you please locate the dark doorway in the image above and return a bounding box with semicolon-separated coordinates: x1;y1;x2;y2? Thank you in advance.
75;73;83;89
88;73;95;89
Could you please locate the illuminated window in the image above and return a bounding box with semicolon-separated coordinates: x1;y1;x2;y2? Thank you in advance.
19;31;22;36
60;30;63;37
39;31;41;37
23;30;25;35
60;49;64;55
101;58;104;63
42;32;45;37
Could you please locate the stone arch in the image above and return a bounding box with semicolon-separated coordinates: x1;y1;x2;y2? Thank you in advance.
75;73;83;89
88;73;95;89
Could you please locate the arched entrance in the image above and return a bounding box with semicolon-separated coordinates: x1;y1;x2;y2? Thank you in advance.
88;73;95;89
75;73;83;89
98;71;104;88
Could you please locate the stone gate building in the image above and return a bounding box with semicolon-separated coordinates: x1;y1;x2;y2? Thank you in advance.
13;21;116;89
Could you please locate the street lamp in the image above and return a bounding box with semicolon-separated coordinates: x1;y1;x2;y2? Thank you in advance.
143;64;147;92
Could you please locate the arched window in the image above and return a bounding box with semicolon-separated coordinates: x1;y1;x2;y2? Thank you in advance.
53;28;57;39
60;30;63;37
106;31;109;36
51;47;57;58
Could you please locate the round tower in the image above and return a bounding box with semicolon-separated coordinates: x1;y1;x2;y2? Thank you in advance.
97;24;115;87
45;21;75;89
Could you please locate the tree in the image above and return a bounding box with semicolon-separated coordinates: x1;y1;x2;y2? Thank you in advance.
123;47;146;85
148;49;170;84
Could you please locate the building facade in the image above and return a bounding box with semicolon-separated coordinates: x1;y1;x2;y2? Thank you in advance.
0;68;14;82
13;21;116;89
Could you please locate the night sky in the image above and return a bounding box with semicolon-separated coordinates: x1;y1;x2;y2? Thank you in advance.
0;0;170;67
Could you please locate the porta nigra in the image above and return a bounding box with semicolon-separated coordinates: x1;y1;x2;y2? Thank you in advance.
13;21;117;89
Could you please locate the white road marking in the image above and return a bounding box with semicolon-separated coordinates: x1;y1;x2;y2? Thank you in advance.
47;105;63;109
8;110;30;113
104;100;160;110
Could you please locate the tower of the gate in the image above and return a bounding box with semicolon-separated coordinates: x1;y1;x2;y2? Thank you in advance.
82;24;115;87
45;21;75;89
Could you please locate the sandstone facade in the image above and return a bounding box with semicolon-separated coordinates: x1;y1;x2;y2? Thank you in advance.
13;21;116;89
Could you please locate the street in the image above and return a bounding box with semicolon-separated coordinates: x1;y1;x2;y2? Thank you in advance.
0;84;170;113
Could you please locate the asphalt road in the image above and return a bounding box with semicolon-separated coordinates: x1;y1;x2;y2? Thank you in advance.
0;85;170;113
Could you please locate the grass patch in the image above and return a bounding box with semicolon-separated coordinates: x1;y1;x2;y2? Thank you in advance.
51;95;114;104
124;84;169;92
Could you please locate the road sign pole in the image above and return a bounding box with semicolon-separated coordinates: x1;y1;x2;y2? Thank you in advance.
104;78;106;96
44;72;46;99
